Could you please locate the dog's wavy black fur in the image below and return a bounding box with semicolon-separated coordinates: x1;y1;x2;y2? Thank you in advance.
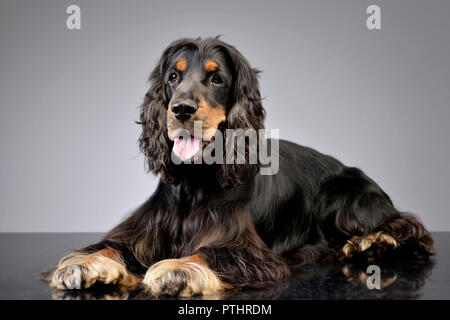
44;37;434;295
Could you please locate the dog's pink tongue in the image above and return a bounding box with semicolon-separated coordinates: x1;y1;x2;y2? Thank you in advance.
173;136;201;160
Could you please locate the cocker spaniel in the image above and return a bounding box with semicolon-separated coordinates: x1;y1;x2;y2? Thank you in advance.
44;37;433;297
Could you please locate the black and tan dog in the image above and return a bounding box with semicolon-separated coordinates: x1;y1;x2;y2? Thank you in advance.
44;37;433;297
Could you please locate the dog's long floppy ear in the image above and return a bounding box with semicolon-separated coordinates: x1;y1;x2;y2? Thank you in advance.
217;43;266;188
138;39;190;184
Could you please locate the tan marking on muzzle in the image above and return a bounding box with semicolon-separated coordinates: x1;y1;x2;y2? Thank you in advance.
166;99;226;141
195;100;226;140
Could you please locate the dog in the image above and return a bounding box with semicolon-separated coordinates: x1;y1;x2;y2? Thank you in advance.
45;37;434;297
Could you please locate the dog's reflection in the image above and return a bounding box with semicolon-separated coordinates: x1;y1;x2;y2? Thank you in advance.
52;285;132;300
51;259;433;300
284;259;434;300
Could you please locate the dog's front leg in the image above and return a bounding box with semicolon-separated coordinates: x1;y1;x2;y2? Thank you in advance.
142;230;290;297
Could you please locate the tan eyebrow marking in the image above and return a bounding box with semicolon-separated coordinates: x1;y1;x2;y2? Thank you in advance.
204;60;219;72
175;57;188;71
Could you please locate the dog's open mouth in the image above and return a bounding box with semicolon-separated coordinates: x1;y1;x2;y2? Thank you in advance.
172;135;214;161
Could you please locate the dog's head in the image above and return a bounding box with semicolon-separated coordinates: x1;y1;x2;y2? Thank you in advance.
138;37;265;187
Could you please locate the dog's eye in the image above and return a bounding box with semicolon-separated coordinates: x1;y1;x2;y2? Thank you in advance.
168;72;178;83
211;74;223;85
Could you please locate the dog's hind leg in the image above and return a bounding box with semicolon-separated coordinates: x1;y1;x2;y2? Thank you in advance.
315;167;434;261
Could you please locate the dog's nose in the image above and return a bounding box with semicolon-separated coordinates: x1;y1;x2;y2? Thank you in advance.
171;100;198;121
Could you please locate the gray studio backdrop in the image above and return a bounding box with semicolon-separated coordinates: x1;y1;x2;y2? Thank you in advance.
1;0;449;232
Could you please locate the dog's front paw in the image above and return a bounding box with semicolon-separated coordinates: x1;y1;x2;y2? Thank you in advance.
49;251;138;290
142;254;229;297
51;264;90;290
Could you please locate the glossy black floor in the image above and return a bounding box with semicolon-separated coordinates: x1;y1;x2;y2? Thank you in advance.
0;233;448;300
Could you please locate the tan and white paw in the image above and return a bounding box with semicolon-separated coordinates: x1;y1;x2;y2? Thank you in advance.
142;254;229;297
342;231;398;258
50;250;138;290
